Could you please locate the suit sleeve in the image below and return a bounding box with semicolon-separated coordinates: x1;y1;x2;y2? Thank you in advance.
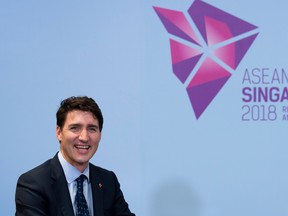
15;173;49;216
111;172;136;216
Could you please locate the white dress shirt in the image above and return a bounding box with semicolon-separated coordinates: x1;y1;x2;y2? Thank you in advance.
58;151;94;216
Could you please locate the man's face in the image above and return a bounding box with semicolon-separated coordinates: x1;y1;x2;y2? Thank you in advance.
56;110;101;172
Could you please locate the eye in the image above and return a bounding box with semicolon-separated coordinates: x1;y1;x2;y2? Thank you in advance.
69;126;80;132
88;127;98;132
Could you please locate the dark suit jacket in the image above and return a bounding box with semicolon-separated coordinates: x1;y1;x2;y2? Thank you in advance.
15;154;135;216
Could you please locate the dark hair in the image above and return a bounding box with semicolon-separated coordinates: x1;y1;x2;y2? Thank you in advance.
56;96;104;131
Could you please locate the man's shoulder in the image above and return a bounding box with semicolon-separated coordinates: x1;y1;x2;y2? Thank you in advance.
89;163;113;174
89;163;117;180
18;155;59;181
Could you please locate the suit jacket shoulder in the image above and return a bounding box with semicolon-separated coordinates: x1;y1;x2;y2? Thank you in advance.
15;154;74;216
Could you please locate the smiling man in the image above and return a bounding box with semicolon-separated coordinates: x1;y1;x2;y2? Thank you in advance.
15;96;135;216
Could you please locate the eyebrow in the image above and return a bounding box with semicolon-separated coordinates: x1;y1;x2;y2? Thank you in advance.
68;123;81;127
68;123;99;128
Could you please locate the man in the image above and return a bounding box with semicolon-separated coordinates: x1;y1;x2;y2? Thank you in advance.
15;96;135;216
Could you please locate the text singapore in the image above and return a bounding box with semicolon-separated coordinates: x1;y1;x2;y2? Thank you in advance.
242;87;288;102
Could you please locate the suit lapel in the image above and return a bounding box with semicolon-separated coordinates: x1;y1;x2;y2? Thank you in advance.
50;154;75;216
90;164;104;216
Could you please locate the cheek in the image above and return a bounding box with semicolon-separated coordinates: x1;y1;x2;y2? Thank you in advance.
92;136;101;146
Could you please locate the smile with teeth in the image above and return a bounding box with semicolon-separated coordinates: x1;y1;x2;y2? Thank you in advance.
75;145;89;149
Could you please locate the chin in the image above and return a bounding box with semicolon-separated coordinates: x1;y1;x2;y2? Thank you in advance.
77;156;92;163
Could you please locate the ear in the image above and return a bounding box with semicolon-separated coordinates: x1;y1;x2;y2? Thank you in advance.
56;126;62;142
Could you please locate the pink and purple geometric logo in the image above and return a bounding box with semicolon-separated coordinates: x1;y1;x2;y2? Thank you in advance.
154;0;259;119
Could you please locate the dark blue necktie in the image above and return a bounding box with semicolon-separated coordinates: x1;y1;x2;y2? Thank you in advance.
75;175;89;216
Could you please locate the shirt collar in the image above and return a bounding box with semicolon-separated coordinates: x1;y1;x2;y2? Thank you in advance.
58;151;90;184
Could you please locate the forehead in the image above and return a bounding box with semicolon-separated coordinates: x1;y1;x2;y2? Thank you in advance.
65;110;98;125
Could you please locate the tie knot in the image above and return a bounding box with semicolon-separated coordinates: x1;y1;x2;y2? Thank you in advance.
76;174;87;186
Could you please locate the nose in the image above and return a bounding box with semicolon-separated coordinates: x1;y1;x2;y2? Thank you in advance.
79;129;89;142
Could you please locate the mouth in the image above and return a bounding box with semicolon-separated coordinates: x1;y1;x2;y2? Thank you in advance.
75;145;90;150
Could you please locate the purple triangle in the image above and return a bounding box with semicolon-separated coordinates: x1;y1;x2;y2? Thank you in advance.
187;76;230;119
172;54;203;83
235;33;259;68
188;0;258;44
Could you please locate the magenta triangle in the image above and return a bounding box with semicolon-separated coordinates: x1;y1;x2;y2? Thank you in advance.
154;7;200;45
213;33;259;69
